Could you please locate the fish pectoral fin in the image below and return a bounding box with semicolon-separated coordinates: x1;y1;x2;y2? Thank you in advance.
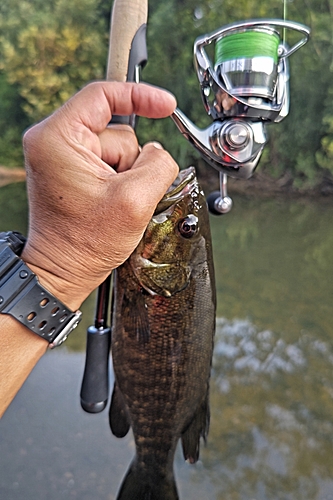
135;298;150;344
121;286;150;344
181;393;210;464
109;383;131;438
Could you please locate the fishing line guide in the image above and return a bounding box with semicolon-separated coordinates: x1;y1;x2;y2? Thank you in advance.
171;18;310;214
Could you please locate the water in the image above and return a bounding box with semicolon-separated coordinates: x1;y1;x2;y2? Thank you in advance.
1;182;333;499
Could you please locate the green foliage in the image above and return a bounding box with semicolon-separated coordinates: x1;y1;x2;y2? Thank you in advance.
0;74;27;165
0;0;333;189
316;88;333;176
0;0;108;122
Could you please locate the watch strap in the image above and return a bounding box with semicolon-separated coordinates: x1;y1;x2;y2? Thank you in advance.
0;232;82;348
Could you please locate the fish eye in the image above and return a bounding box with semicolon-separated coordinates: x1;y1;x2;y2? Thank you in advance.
178;214;198;238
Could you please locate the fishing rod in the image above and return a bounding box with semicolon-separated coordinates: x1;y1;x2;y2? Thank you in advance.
171;18;310;214
80;3;310;410
80;0;148;413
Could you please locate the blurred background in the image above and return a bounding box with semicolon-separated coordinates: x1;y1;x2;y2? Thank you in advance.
1;1;333;499
1;0;333;193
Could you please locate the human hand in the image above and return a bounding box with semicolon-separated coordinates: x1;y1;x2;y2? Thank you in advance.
21;82;179;310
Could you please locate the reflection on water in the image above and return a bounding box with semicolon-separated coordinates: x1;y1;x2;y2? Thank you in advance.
206;318;333;499
1;183;333;499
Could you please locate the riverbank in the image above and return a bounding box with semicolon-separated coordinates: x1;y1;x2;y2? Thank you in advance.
196;161;333;200
0;166;26;187
229;171;333;198
2;164;333;200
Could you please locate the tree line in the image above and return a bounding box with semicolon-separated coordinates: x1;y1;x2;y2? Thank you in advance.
0;0;332;192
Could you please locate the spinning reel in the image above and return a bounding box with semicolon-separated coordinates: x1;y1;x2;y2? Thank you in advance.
172;19;310;214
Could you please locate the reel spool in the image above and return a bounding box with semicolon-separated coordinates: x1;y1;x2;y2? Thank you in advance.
214;28;280;101
172;19;310;214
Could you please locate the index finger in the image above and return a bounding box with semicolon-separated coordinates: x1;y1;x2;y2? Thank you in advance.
59;81;177;134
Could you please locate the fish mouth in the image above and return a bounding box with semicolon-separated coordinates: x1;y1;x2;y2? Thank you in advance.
129;254;191;297
154;166;197;215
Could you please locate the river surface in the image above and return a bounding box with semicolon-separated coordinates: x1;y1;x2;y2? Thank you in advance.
1;181;333;500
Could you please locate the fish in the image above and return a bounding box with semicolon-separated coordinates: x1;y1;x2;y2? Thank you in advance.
109;166;216;500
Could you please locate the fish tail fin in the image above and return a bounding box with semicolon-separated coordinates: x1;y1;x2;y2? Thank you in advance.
116;460;179;500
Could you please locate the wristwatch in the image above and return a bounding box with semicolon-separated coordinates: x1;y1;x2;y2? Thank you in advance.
0;231;82;348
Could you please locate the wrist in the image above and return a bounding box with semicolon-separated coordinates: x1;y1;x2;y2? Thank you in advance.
21;241;98;312
0;231;83;348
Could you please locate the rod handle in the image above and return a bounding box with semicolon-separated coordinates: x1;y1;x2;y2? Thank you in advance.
107;0;148;82
80;326;111;413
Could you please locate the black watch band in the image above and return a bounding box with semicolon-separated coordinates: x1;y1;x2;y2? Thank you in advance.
0;231;82;348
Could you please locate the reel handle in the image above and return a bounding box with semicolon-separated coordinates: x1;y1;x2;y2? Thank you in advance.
207;173;233;215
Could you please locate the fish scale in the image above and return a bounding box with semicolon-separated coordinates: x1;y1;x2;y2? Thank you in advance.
109;167;216;500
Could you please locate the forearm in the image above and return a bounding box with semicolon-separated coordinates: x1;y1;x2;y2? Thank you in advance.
0;313;48;417
0;246;87;418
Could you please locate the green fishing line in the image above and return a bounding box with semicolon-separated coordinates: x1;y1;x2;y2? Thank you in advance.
215;30;280;65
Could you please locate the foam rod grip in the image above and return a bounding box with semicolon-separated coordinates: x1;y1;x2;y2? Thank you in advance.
80;326;111;413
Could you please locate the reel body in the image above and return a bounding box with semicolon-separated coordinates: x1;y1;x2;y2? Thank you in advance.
172;19;310;213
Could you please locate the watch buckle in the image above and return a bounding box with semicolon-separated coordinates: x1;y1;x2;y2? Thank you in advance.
49;310;82;349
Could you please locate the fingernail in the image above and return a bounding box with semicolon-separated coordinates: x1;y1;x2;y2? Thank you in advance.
151;142;163;150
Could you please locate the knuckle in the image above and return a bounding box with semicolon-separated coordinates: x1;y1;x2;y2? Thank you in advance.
22;126;35;150
23;126;39;165
153;148;179;177
113;181;153;226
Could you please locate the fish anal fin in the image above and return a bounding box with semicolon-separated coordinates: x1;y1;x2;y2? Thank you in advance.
109;383;131;438
181;394;210;464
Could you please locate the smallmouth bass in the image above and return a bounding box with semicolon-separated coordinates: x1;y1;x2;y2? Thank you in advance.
109;167;216;500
